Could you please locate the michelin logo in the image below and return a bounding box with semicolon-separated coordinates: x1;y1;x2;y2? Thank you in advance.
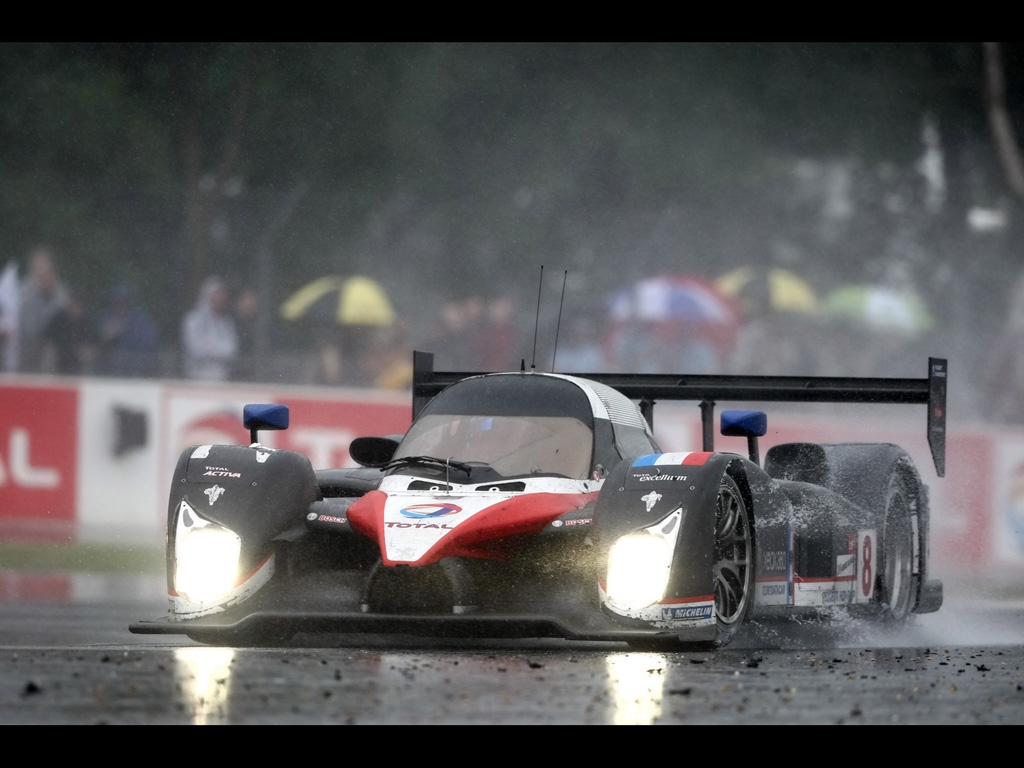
662;604;714;622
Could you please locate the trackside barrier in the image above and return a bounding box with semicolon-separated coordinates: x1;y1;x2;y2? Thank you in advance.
0;375;411;545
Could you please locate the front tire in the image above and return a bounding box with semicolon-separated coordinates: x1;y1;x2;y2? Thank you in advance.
627;473;755;651
710;474;754;647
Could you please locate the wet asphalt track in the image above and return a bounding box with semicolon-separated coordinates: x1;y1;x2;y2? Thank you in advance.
0;571;1022;724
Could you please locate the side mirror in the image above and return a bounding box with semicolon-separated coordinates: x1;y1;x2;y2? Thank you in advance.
243;403;290;444
721;409;767;465
350;435;401;468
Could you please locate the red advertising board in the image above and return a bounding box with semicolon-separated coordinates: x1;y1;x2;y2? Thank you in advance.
163;388;411;473
275;396;411;468
0;385;77;535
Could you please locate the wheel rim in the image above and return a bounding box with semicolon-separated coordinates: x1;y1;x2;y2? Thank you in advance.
713;481;752;626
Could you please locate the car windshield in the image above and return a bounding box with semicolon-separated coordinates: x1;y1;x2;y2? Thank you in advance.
394;413;594;479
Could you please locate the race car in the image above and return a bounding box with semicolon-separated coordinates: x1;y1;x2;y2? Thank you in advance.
130;352;947;649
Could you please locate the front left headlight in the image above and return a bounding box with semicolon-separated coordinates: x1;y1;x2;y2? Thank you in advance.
605;509;681;611
174;501;241;605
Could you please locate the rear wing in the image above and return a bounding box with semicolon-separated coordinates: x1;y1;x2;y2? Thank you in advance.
411;351;947;478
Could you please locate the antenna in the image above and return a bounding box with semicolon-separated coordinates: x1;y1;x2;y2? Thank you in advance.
531;265;543;370
551;270;567;371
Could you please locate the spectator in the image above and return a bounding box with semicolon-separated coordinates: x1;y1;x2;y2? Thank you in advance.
421;299;472;370
427;290;561;373
18;247;70;373
95;282;161;378
0;260;20;372
355;325;413;389
44;290;96;375
232;285;260;381
554;317;606;373
314;331;345;385
181;276;238;381
455;295;486;369
474;293;523;371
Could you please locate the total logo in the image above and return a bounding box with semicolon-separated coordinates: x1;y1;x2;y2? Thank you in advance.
400;503;463;519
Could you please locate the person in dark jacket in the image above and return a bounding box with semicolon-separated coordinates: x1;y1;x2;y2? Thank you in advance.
44;289;96;375
95;282;161;378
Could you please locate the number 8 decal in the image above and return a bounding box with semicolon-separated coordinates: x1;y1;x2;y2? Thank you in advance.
861;534;873;599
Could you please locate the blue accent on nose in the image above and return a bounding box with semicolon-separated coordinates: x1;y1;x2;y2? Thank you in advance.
632;454;659;466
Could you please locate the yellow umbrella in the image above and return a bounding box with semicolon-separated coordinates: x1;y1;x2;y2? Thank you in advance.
717;267;819;314
279;275;395;326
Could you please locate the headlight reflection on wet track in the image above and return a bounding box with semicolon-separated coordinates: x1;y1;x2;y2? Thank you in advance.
606;652;666;724
174;647;235;725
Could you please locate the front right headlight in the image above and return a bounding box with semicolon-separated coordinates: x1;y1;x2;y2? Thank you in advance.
174;500;241;605
605;508;682;611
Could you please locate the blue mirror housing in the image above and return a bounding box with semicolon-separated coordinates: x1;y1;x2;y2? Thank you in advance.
720;409;767;437
721;409;767;465
243;403;290;444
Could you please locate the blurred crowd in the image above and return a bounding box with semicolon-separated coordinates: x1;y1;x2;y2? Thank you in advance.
0;247;420;390
1;247;1021;424
0;248;236;383
0;248;164;380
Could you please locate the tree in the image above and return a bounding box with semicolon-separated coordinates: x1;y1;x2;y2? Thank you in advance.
983;42;1024;199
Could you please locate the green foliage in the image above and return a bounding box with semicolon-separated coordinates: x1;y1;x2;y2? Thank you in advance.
0;542;163;574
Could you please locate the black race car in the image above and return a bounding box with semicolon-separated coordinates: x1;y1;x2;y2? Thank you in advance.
130;352;947;649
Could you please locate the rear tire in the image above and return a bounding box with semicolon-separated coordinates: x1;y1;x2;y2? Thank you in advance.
878;469;917;625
